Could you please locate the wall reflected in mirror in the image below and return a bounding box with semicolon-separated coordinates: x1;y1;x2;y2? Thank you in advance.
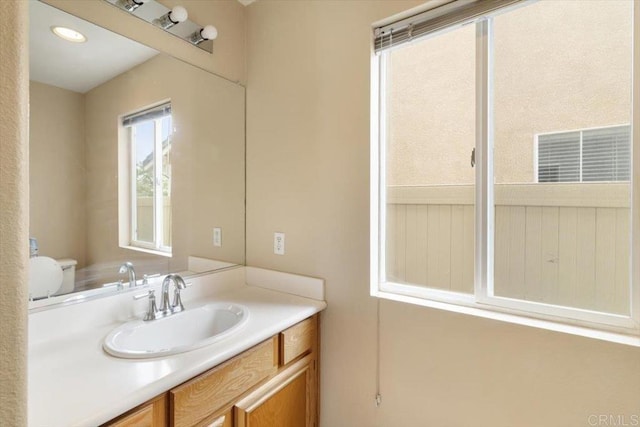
28;0;245;306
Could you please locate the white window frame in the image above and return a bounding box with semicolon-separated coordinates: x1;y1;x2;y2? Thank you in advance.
370;1;640;345
119;102;172;256
534;124;631;183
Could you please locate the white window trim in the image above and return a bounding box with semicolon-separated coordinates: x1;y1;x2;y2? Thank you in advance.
118;102;172;256
370;1;640;345
129;118;170;253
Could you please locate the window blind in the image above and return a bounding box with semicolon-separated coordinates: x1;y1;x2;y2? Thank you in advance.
122;102;171;127
373;0;523;53
538;131;580;183
537;125;631;183
582;126;630;181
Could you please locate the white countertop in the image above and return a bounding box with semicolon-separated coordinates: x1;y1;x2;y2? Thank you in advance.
28;267;326;427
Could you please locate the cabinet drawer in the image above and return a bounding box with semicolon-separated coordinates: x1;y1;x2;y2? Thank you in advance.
103;395;166;427
170;337;278;427
108;405;152;427
280;316;316;366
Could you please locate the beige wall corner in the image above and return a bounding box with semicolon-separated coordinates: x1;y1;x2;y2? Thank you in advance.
0;1;29;426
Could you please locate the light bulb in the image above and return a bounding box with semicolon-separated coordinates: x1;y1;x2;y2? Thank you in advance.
153;5;188;29
189;25;218;45
169;6;188;23
200;25;218;40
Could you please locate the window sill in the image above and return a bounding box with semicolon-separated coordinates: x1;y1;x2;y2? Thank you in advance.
374;289;640;347
120;245;172;258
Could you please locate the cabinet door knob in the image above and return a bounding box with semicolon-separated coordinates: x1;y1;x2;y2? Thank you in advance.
206;415;226;427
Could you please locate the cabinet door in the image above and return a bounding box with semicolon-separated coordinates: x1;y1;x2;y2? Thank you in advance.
171;338;278;427
234;355;315;427
195;409;232;427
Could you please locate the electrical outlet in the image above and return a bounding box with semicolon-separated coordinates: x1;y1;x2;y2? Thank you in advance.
274;232;285;255
213;227;222;247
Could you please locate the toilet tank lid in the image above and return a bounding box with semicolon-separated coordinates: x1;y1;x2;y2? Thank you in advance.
57;258;77;267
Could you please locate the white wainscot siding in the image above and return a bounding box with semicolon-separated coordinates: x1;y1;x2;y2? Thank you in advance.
386;183;630;315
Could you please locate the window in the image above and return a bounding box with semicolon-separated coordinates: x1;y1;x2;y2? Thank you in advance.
537;125;631;183
120;102;172;254
371;0;639;342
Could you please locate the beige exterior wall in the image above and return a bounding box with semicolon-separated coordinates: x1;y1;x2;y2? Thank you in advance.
0;1;28;426
388;0;632;186
388;23;476;186
246;1;640;426
29;81;87;267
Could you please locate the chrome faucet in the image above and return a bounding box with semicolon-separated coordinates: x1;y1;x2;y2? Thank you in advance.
118;262;137;288
133;274;189;321
159;274;187;316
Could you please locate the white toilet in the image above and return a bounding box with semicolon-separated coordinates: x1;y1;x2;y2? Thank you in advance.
29;256;63;299
28;257;78;299
55;258;77;295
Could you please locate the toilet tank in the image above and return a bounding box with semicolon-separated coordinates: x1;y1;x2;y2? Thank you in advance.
55;258;77;295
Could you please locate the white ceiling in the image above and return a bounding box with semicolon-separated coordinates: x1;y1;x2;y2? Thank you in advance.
29;0;159;94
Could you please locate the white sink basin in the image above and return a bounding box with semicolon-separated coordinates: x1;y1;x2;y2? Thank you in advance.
103;303;249;359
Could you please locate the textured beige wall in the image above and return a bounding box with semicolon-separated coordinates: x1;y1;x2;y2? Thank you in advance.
388;0;632;186
29;81;87;267
387;23;476;186
0;1;28;426
42;0;246;84
493;0;631;184
246;1;640;426
85;54;245;273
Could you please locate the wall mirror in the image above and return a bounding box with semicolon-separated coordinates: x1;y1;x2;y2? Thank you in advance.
28;0;245;309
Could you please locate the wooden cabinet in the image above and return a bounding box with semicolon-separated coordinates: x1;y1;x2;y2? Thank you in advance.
279;316;316;365
103;395;167;427
234;355;315;427
104;314;319;427
170;337;278;427
194;410;232;427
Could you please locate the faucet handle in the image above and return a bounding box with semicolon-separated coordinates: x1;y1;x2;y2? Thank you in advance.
133;290;153;300
142;273;161;286
134;290;159;321
171;278;190;313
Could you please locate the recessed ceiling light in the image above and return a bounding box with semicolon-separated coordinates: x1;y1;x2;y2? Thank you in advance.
51;26;87;43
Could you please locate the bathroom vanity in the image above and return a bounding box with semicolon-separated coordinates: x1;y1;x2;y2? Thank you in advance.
28;267;326;427
106;315;318;427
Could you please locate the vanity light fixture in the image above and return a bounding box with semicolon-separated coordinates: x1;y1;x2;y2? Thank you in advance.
103;0;216;53
188;25;218;45
153;6;188;30
51;26;87;43
115;0;150;12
